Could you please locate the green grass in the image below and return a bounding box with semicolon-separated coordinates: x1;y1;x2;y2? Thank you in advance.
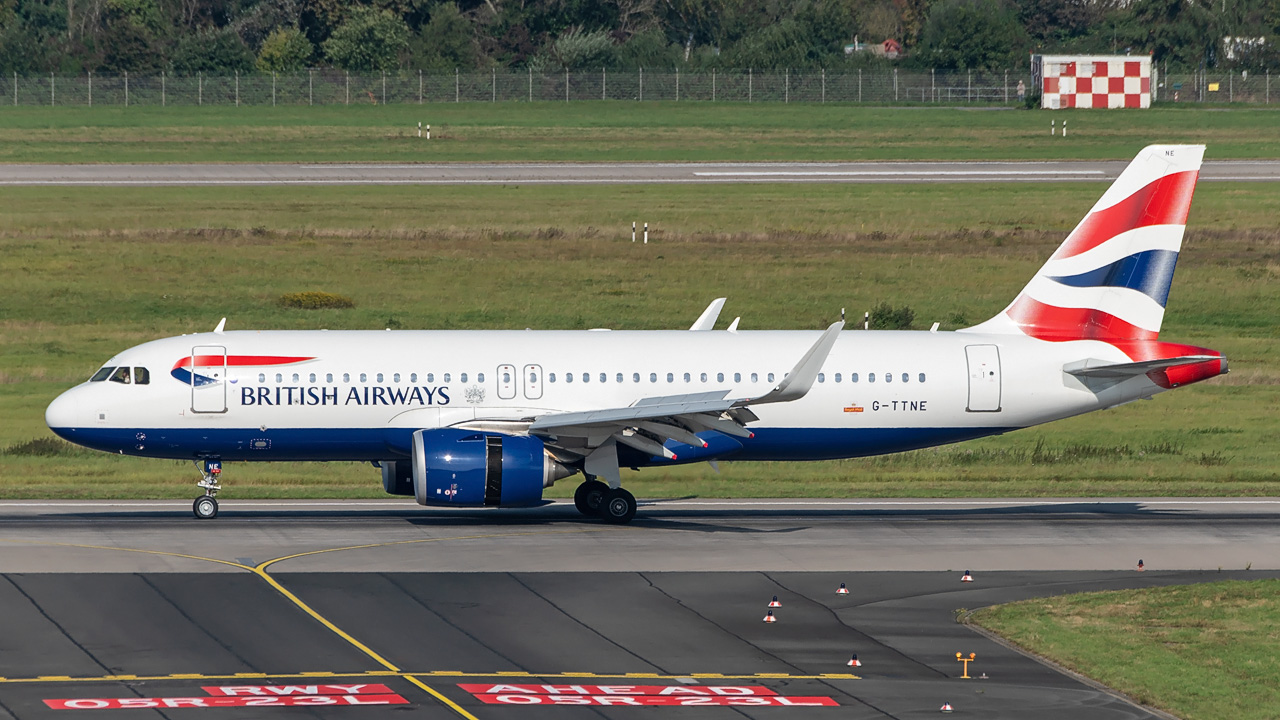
1;181;1277;498
2;103;1280;162
969;580;1280;720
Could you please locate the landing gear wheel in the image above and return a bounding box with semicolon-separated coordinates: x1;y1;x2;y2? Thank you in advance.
574;479;608;516
599;488;637;524
193;495;219;520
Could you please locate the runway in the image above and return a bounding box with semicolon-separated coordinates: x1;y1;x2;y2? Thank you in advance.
2;160;1279;185
1;499;1275;718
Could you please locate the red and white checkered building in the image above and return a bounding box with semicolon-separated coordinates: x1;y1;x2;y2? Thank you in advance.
1032;55;1151;109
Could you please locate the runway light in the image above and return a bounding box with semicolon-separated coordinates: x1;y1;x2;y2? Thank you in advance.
961;570;973;583
847;654;861;667
940;702;954;713
763;610;777;623
768;596;781;608
837;583;849;595
1137;559;1145;571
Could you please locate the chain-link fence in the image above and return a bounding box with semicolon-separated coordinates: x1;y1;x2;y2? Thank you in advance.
3;68;1273;106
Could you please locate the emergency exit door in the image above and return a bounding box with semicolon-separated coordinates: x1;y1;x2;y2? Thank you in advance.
965;345;1002;412
190;345;227;413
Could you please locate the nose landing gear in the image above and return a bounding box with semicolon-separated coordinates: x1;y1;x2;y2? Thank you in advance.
192;458;222;519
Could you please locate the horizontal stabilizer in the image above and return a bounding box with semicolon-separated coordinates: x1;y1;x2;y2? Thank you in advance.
1064;355;1220;379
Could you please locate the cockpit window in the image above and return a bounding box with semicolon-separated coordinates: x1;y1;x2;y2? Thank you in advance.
133;367;150;385
90;367;115;382
108;367;131;384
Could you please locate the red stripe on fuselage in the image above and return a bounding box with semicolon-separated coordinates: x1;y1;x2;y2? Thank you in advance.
1052;170;1199;260
171;355;315;370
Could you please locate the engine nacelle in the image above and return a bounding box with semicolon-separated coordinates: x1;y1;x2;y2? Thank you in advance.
410;428;573;507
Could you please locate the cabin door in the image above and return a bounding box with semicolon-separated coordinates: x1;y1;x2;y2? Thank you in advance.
190;345;228;413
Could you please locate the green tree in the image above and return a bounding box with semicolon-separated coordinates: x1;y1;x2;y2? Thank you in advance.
918;0;1029;69
257;27;314;71
1126;0;1215;68
171;27;255;74
322;6;411;71
408;3;475;70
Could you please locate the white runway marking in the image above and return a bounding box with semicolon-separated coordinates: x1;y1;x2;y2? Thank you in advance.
693;170;1105;177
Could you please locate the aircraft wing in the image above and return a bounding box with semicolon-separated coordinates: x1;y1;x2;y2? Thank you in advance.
526;322;844;487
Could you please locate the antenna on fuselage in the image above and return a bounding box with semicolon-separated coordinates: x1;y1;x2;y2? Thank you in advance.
213;318;226;334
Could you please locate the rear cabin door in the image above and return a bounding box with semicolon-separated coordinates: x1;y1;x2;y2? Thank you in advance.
190;345;228;413
965;345;1002;412
497;364;517;400
523;364;543;400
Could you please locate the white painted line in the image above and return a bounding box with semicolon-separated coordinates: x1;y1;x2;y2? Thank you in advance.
693;170;1105;177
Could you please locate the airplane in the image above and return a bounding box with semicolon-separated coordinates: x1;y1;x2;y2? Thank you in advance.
45;145;1226;523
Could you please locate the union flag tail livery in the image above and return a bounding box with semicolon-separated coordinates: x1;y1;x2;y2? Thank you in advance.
46;145;1227;523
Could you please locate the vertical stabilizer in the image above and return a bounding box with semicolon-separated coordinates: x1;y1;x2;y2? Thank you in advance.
965;145;1204;342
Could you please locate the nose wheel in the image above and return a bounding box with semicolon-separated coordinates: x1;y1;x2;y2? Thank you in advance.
192;458;223;520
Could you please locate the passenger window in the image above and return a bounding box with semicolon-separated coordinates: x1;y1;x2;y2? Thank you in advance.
734;373;741;382
683;372;691;383
650;373;657;383
666;372;674;383
327;373;334;383
478;373;485;382
818;373;825;383
835;373;842;383
700;372;707;382
409;373;417;383
133;367;150;385
460;373;468;383
109;367;131;384
566;373;574;384
90;367;114;382
530;372;538;383
919;373;927;383
427;373;434;383
885;373;892;383
360;373;368;382
309;373;317;383
503;372;511;383
290;373;298;383
632;373;639;383
902;373;909;383
601;373;608;383
375;373;383;383
717;372;724;382
342;373;350;383
868;373;875;384
549;373;556;383
616;373;623;383
751;373;758;383
852;373;859;383
767;373;775;383
443;373;450;383
258;373;266;383
393;373;401;383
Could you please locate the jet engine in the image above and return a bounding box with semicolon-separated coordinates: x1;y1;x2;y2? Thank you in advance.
406;428;573;507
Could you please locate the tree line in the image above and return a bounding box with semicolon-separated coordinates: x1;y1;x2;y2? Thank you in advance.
2;0;1277;76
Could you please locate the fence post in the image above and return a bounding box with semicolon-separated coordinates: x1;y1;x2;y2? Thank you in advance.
50;71;54;106
601;67;605;100
639;67;643;101
419;69;423;104
381;71;386;104
894;68;898;101
676;67;679;101
345;71;349;105
309;69;313;105
235;70;239;107
125;70;129;107
198;71;202;105
1267;68;1270;104
748;68;752;102
712;69;716;101
931;68;935;102
1004;69;1008;103
492;67;496;102
967;70;971;102
272;71;276;106
858;68;861;102
565;67;569;102
821;67;825;103
88;70;92;106
162;71;166;106
455;68;459;102
785;68;789;103
12;71;16;106
529;66;533;102
1230;71;1233;102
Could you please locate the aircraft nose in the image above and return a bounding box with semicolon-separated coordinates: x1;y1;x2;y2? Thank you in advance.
45;389;81;438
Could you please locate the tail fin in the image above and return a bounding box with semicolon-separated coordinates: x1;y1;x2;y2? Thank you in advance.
966;145;1204;342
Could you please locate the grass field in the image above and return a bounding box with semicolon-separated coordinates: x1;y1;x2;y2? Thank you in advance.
2;103;1280;163
969;580;1280;720
1;179;1277;498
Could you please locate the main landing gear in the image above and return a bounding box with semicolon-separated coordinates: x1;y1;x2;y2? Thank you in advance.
192;458;222;519
573;477;637;524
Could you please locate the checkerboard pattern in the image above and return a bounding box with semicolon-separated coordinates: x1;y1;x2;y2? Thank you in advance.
1039;56;1150;109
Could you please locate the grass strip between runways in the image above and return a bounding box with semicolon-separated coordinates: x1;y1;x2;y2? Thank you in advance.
969;580;1280;720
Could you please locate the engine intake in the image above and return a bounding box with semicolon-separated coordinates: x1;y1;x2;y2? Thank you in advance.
409;428;572;507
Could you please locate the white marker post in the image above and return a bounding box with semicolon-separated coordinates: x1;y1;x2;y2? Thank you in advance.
1062;120;1067;138
1051;119;1055;135
644;223;649;244
426;124;431;140
864;311;869;330
632;222;636;242
418;122;422;138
